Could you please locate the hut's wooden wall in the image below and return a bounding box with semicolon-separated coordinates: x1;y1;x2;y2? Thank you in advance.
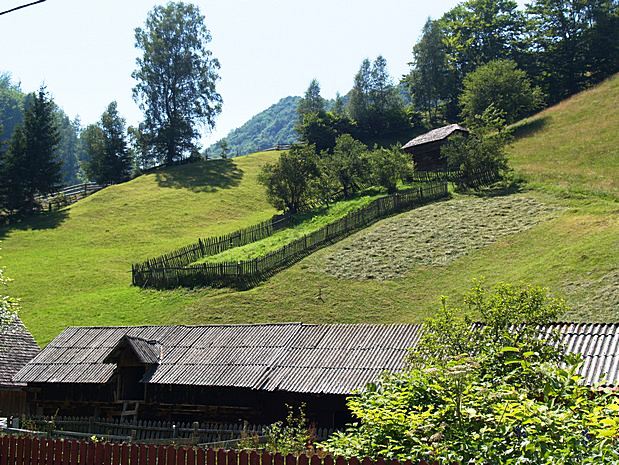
0;389;28;417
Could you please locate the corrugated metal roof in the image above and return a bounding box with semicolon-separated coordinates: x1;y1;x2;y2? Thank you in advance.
0;317;40;387
401;124;468;150
13;323;619;393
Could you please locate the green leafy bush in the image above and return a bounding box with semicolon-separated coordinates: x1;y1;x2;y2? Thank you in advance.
322;282;619;464
265;404;314;455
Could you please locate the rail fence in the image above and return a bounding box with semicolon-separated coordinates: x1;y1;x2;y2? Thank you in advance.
20;418;333;447
36;182;104;211
0;436;435;465
132;182;449;289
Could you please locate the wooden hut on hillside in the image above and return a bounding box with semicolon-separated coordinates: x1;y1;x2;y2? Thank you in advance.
402;124;469;171
14;322;619;428
0;317;40;417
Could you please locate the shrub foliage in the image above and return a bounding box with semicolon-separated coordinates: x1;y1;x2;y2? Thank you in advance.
322;282;619;464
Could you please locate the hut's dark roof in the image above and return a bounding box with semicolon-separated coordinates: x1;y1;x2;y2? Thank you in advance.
14;322;619;393
0;317;40;388
401;124;468;150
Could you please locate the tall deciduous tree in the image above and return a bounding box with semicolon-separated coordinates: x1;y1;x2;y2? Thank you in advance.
0;87;61;213
84;102;133;185
526;0;619;102
321;134;368;199
440;0;526;78
348;56;407;139
460;59;543;125
132;1;222;165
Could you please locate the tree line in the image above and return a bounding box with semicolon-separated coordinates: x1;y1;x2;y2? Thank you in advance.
0;2;223;216
258;135;412;214
296;0;618;152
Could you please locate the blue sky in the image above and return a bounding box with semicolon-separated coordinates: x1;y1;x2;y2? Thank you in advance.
0;0;521;146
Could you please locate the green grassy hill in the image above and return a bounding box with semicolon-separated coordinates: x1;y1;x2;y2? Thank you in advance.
510;74;619;200
2;76;618;346
0;153;279;344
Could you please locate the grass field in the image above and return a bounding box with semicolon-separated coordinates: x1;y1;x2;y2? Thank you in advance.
509;74;619;200
2;75;618;346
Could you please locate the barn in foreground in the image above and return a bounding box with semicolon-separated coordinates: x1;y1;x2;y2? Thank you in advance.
14;322;619;428
0;317;40;417
402;124;469;171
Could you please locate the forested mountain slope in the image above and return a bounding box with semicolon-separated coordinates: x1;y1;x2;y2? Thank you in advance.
208;96;300;156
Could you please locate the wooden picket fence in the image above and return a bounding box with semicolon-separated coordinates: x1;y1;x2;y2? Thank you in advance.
132;182;449;290
133;214;292;273
22;418;333;447
36;182;104;212
409;169;501;187
0;436;435;465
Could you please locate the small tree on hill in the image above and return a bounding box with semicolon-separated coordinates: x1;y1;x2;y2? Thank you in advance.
258;145;320;214
216;138;230;159
442;105;511;189
321;134;368;199
84;102;133;185
366;146;412;194
297;79;326;120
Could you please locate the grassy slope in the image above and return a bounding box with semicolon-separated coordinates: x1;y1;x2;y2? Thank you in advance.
509;74;619;200
0;153;279;345
3;76;618;346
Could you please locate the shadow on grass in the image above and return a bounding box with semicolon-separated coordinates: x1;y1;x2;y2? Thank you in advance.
0;209;69;239
511;117;548;139
154;158;244;193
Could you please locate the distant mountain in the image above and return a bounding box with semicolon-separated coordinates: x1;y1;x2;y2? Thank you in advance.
208;96;301;157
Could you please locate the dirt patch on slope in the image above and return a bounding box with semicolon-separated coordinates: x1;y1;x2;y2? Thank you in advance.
320;196;559;280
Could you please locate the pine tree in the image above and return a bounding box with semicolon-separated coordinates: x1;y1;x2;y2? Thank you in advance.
348;59;372;126
297;79;326;119
0;87;61;214
84;102;132;184
406;19;457;123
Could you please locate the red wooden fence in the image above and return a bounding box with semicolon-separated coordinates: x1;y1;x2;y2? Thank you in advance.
0;436;436;465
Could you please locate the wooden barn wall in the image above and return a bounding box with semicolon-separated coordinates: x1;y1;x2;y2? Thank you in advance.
0;389;28;417
27;383;350;428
